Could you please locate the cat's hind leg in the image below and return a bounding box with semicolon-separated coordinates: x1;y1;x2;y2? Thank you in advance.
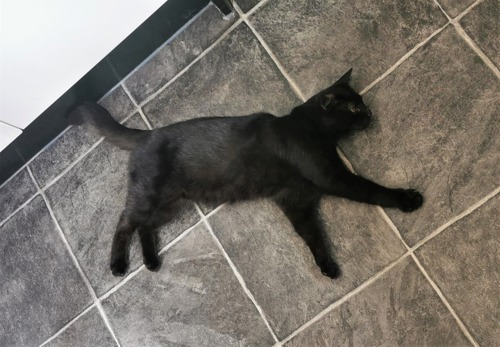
110;184;182;276
110;209;139;277
136;199;182;272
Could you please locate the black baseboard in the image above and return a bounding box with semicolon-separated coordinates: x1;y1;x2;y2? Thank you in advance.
0;0;212;186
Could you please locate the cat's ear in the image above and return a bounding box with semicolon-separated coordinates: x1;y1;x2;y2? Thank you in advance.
335;68;353;85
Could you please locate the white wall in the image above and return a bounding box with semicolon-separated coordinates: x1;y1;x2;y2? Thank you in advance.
0;0;167;151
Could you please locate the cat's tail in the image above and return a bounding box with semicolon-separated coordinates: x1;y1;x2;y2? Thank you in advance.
68;102;149;151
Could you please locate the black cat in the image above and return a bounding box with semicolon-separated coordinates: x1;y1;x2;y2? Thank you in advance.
69;69;423;279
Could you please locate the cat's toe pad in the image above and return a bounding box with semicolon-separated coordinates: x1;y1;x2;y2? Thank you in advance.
398;189;423;212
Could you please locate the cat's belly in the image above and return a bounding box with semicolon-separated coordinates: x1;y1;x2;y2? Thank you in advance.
182;161;295;203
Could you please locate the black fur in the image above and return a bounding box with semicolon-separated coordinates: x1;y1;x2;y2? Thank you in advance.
69;69;423;279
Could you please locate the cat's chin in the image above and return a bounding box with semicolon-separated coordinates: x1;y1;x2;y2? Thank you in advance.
351;115;371;131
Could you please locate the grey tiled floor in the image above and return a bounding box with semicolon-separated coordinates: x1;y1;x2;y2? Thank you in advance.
0;1;498;346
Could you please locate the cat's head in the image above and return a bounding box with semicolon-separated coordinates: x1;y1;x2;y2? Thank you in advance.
296;69;372;136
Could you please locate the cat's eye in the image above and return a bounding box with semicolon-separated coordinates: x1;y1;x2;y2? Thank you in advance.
350;105;360;113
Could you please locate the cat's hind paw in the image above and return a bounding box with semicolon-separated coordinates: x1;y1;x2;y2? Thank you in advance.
110;259;129;277
398;189;424;212
144;256;162;272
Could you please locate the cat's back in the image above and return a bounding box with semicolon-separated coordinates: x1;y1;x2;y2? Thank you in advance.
148;113;275;171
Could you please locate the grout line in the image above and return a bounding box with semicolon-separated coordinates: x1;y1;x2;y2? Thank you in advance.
193;202;206;218
203;203;226;219
98;83;123;104
359;23;449;95
433;0;498;78
37;207;204;345
40;110;138;192
39;303;96;347
238;6;306;101
0;125;71;191
410;254;479;346
121;83;154;130
336;147;356;173
2;3;215;194
205;221;281;343
98;220;202;301
195;204;280;343
0;100;135;193
27;166;122;346
98;264;146;302
138;17;244;108
375;207;411;250
244;2;487;343
241;3;481;343
337;152;485;347
137;106;154;130
118;2;214;87
331;143;485;347
411;186;499;251
158;219;203;256
432;0;453;21
41;137;105;190
453;0;484;22
371;184;483;347
0;193;39;228
9;1;491;345
243;0;272;18
279;252;411;345
1;1;236;193
96;302;122;347
453;22;500;78
434;0;484;23
27;167;98;301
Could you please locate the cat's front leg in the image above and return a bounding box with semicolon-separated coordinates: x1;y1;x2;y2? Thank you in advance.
329;173;424;212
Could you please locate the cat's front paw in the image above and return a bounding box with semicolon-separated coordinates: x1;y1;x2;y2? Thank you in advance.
317;258;342;279
110;259;129;277
144;255;162;272
397;189;423;212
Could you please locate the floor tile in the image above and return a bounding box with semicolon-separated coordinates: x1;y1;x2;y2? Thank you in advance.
437;0;476;18
416;195;499;346
249;0;447;97
45;115;200;296
45;308;116;347
340;27;500;246
236;0;261;13
124;4;236;104
460;0;500;68
30;86;136;188
0;196;93;347
143;24;301;128
208;197;406;339
102;224;275;347
286;257;470;346
0;168;37;222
